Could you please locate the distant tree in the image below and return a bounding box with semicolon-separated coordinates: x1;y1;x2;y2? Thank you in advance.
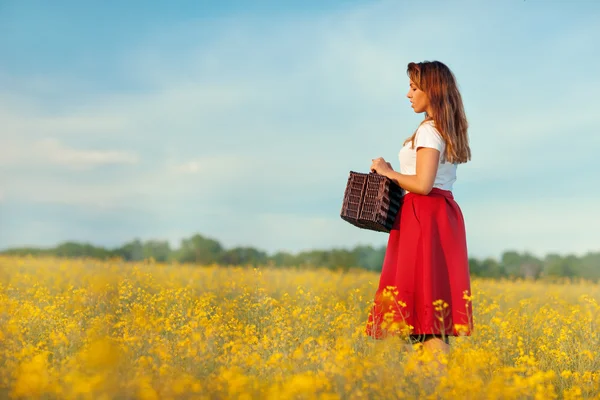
54;241;112;259
352;245;386;271
578;252;600;281
544;253;580;278
0;247;50;257
520;260;543;280
478;257;506;278
269;251;298;267
329;248;358;272
1;231;598;280
175;234;223;265
114;239;144;261
500;251;522;278
519;252;544;280
468;257;483;275
220;247;268;266
142;240;171;262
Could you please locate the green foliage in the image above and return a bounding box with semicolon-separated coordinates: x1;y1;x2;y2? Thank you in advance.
220;247;269;266
1;233;598;281
113;239;144;261
174;234;223;264
270;251;299;267
53;241;113;259
352;245;386;271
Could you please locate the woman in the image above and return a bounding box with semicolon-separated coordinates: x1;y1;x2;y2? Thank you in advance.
366;61;474;355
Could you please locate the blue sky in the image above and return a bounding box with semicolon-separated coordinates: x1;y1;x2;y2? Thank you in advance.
1;0;599;260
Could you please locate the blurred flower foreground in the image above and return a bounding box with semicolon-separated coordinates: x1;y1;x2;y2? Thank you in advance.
0;255;599;399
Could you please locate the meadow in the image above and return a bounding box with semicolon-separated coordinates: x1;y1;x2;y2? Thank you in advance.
0;255;599;399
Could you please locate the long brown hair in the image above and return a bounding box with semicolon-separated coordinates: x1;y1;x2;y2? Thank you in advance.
404;61;471;164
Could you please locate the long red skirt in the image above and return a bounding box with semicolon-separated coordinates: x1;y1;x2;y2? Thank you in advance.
365;188;474;340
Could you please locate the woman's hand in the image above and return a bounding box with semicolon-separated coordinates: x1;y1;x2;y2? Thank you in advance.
370;157;393;176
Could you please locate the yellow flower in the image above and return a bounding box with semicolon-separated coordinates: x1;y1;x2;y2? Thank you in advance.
2;254;599;399
11;352;51;398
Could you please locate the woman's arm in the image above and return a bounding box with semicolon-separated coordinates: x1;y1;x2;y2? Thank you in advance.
372;147;440;195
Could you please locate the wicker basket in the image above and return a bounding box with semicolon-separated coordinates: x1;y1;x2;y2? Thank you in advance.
340;171;404;233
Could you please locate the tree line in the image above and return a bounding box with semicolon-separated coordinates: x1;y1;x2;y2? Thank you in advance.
1;233;598;281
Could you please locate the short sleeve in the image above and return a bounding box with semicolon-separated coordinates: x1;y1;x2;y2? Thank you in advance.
414;122;444;152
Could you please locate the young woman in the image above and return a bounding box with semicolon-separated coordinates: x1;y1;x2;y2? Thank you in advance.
365;61;474;355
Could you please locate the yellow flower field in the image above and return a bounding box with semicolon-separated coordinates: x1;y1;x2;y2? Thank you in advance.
0;255;599;399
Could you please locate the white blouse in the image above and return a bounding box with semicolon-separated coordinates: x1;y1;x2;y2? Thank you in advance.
398;120;457;193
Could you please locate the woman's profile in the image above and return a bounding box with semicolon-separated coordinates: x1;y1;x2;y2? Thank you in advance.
366;61;474;358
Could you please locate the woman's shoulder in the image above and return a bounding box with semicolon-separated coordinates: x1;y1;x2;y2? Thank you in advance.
416;119;442;138
414;119;445;153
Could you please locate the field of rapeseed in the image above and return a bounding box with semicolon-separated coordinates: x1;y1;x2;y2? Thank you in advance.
0;255;599;399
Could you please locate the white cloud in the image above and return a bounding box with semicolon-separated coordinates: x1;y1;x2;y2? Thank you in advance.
0;138;138;170
39;138;139;168
2;111;129;139
1;178;135;209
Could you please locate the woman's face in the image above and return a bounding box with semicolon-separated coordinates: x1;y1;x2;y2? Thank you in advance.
406;79;430;114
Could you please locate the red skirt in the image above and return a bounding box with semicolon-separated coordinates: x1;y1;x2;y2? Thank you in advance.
365;188;474;339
